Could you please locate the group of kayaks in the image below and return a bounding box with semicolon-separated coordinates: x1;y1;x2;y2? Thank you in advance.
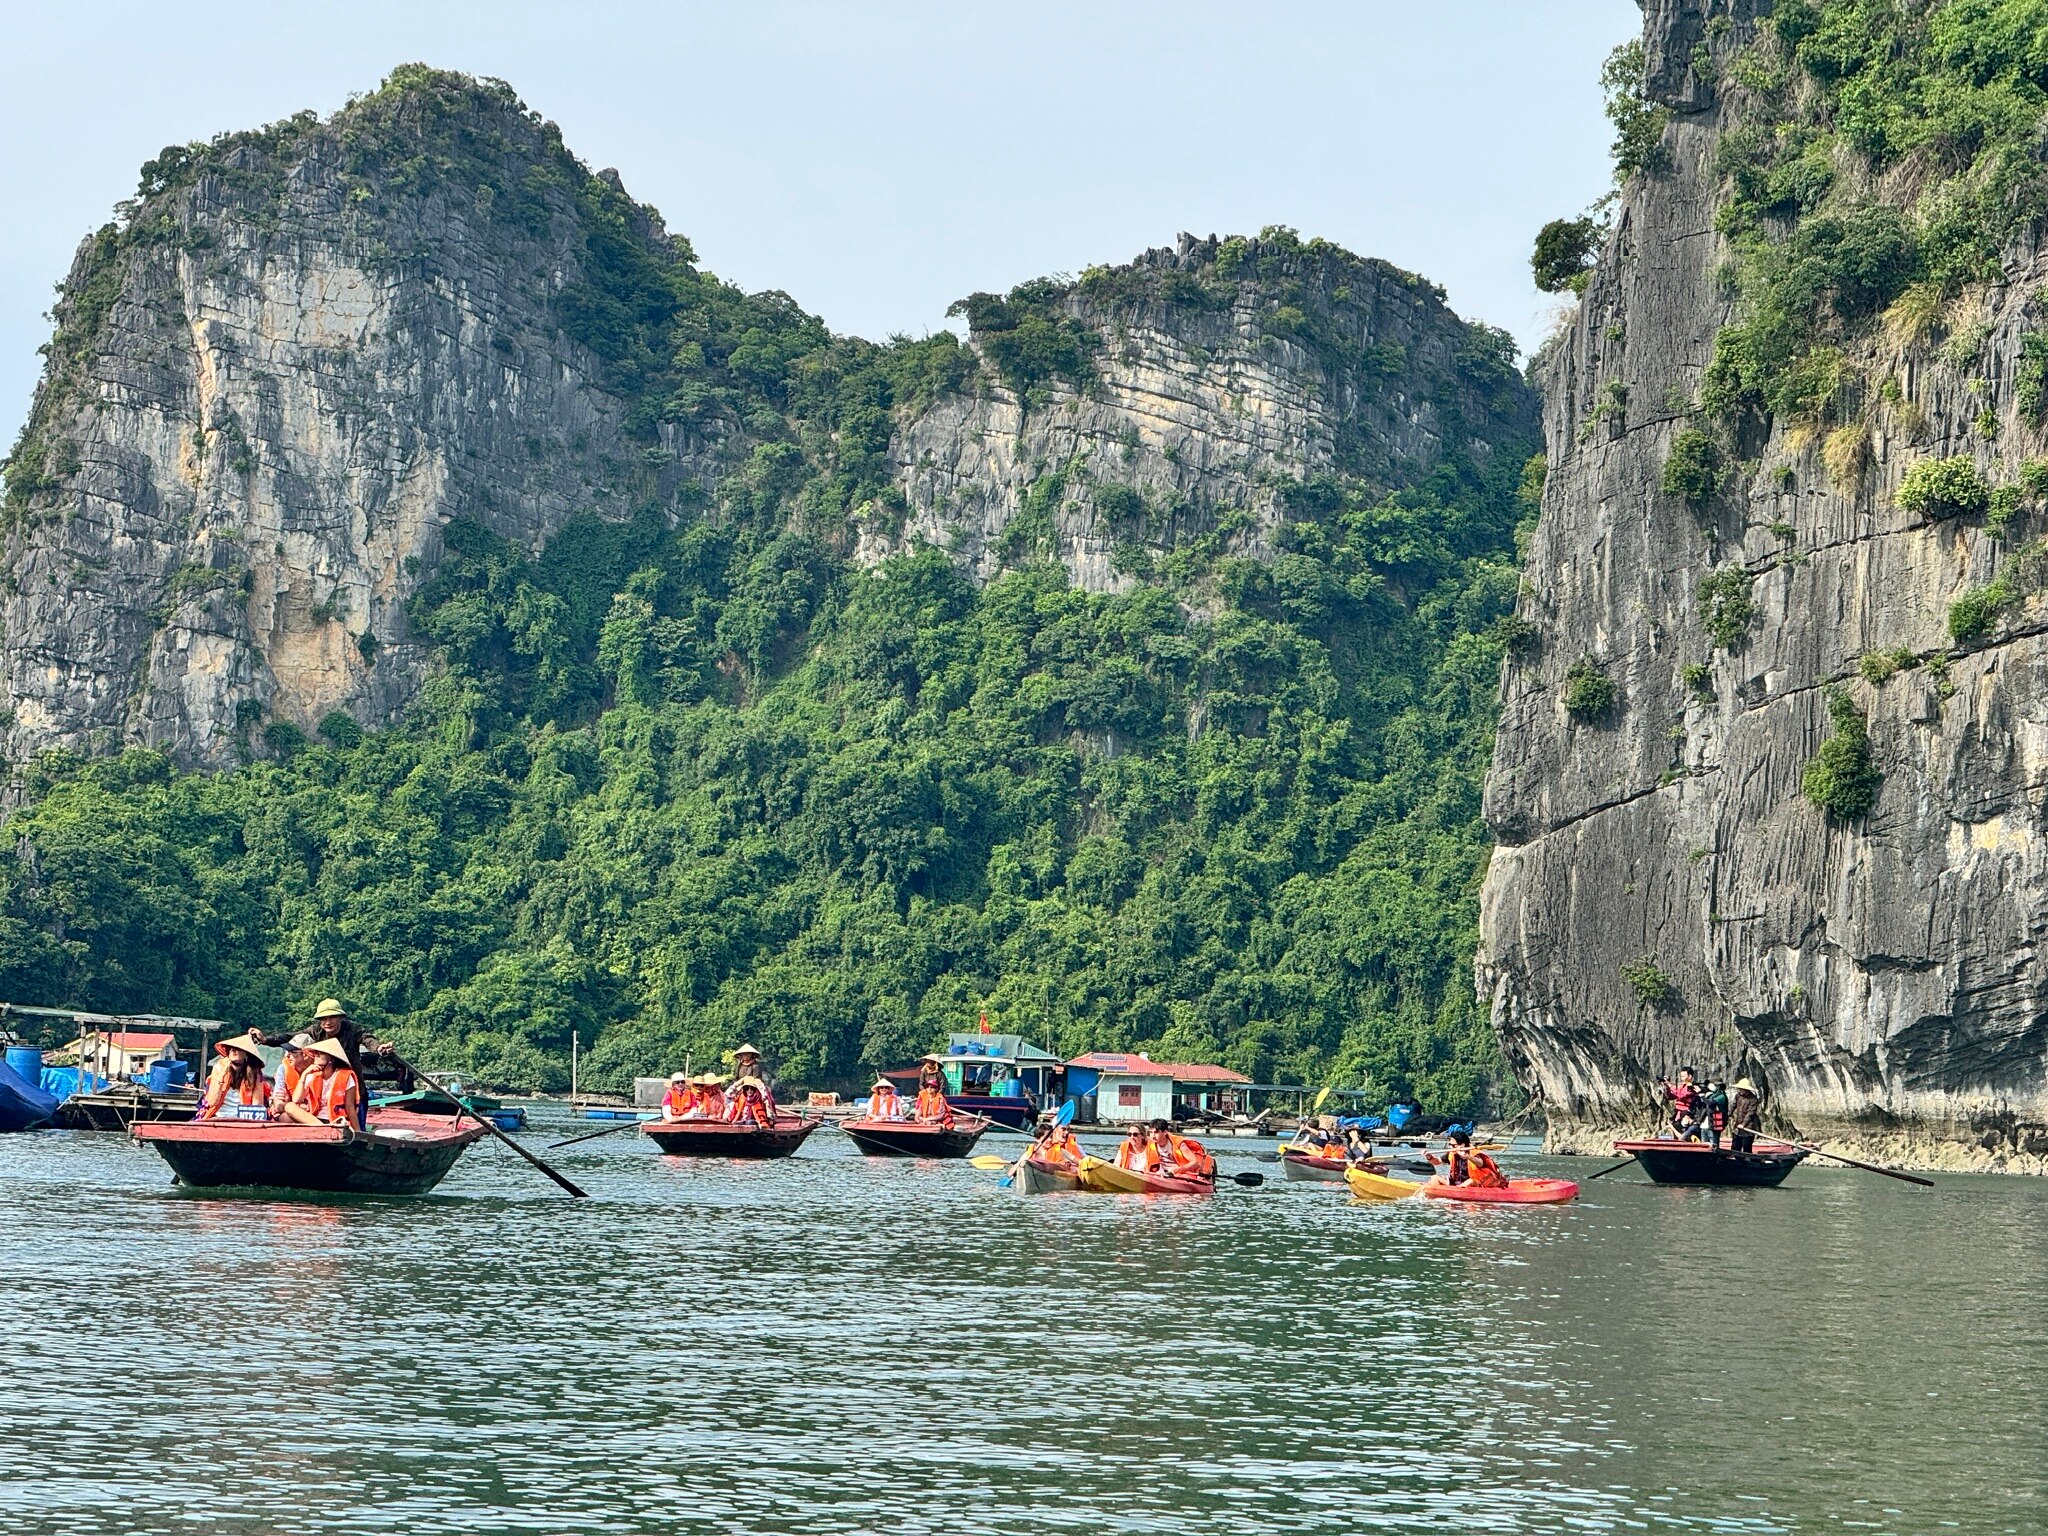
1278;1146;1582;1205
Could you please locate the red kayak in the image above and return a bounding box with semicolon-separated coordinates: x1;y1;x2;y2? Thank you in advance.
1423;1177;1579;1205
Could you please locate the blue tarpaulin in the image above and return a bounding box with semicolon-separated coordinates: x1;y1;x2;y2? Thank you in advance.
0;1060;60;1131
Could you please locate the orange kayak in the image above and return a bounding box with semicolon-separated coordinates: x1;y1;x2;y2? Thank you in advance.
1422;1177;1578;1205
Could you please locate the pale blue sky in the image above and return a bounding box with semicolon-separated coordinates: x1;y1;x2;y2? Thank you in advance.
0;0;1636;439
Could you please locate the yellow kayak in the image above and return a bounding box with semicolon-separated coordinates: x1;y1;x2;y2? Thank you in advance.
1075;1155;1215;1195
1346;1165;1425;1201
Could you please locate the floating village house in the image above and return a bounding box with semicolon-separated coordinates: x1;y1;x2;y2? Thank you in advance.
883;1033;1064;1128
60;1030;177;1081
1064;1052;1250;1125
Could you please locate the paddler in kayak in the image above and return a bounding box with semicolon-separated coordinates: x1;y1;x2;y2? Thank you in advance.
197;1031;272;1121
280;1038;361;1127
1113;1121;1155;1172
868;1077;905;1121
725;1075;776;1127
1149;1120;1215;1180
1434;1129;1507;1188
1032;1112;1084;1173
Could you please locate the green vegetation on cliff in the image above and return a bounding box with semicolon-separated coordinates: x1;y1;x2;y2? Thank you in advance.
0;70;1537;1109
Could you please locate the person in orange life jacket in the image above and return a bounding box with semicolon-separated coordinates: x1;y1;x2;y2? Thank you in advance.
266;1033;314;1119
1148;1120;1215;1179
198;1031;272;1121
913;1080;954;1127
262;998;387;1125
1436;1129;1506;1188
725;1076;775;1127
1033;1114;1084;1171
281;1038;361;1127
868;1078;905;1121
659;1073;695;1121
1114;1122;1156;1172
730;1046;776;1115
686;1074;728;1119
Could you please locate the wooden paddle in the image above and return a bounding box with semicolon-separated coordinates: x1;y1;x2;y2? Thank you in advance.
1768;1135;1934;1188
1583;1156;1638;1181
547;1116;648;1149
388;1050;588;1198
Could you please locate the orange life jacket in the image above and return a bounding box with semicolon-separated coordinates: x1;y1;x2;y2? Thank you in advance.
296;1064;361;1126
200;1059;269;1120
269;1056;304;1114
1039;1128;1082;1169
870;1086;903;1120
662;1086;694;1119
1115;1136;1157;1172
727;1088;772;1127
914;1086;953;1125
694;1086;727;1119
1166;1133;1214;1178
1466;1150;1507;1188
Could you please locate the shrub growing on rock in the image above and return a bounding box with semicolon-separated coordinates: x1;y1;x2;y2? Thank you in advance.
1698;566;1755;650
1531;217;1603;294
1620;955;1674;1008
1661;429;1723;510
1802;690;1880;822
1896;455;1989;519
1563;658;1617;719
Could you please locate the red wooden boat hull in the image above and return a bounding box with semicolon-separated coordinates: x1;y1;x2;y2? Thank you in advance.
839;1115;991;1158
1614;1138;1807;1187
1422;1177;1579;1205
131;1110;487;1196
639;1116;819;1158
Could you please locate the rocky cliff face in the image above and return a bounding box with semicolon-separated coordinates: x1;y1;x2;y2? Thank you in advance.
1;73;1536;771
880;235;1534;593
0;71;726;770
1481;0;2048;1169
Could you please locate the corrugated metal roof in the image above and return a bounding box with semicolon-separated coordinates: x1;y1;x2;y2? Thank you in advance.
1066;1052;1249;1083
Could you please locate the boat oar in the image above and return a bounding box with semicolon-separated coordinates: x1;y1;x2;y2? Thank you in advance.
1583;1156;1638;1181
389;1051;588;1199
1771;1136;1934;1188
1221;1169;1265;1187
547;1117;646;1150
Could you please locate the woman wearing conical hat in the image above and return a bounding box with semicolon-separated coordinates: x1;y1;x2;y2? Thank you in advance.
280;1038;361;1128
197;1030;272;1122
724;1075;775;1128
729;1045;776;1116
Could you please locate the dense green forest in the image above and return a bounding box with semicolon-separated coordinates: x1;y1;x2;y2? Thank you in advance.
0;69;1539;1109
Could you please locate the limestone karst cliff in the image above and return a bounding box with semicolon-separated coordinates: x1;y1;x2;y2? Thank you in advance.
1481;0;2048;1169
0;69;1534;774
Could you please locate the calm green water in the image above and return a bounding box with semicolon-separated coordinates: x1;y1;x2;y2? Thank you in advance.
0;1113;2040;1535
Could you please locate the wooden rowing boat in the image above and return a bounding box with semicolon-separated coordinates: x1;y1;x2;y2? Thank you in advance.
1280;1149;1351;1183
1345;1166;1425;1200
1075;1154;1214;1196
1422;1177;1579;1205
639;1115;820;1158
1014;1154;1081;1193
838;1114;992;1158
1613;1137;1806;1187
131;1109;487;1195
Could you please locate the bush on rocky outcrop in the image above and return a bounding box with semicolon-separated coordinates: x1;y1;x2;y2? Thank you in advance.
1661;429;1724;510
1563;658;1618;720
1802;689;1880;822
1896;456;1990;519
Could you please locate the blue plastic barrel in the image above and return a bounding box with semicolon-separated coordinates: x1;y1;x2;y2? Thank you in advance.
166;1060;191;1088
4;1047;43;1086
996;1079;1022;1098
147;1060;177;1094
